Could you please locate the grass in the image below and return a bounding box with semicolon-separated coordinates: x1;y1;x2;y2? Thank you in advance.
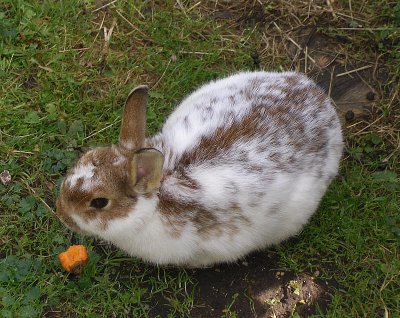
1;0;399;317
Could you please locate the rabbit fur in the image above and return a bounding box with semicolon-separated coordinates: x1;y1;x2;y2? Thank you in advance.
56;71;343;267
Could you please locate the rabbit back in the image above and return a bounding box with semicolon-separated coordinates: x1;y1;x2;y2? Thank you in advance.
144;71;342;265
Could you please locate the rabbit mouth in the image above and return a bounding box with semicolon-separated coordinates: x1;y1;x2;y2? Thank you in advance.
56;212;88;235
57;214;85;234
56;198;89;235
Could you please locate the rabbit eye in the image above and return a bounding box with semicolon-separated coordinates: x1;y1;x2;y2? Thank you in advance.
90;198;109;209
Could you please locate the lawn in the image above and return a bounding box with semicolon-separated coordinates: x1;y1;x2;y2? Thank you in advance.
1;0;399;317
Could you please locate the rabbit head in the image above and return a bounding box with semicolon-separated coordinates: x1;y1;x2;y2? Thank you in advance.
56;86;164;235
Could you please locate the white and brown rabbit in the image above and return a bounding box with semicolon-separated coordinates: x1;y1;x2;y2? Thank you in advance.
56;71;343;267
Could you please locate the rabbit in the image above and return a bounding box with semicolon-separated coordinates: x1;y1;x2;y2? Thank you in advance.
56;71;343;267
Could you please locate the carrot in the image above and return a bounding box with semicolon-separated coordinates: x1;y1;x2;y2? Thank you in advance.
58;245;88;274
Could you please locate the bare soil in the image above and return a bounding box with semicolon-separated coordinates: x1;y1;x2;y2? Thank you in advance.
147;248;333;318
190;251;331;318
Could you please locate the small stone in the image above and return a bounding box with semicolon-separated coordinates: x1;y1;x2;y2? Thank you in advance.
275;271;285;278
0;170;11;186
366;91;375;101
345;110;355;122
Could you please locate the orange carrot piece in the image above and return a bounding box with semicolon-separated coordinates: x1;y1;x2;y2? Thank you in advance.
58;245;88;274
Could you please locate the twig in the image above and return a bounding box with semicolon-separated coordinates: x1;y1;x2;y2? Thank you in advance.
273;22;316;64
334;11;367;23
30;58;53;72
134;5;145;19
100;18;117;72
383;142;400;162
372;53;384;83
103;18;117;44
307;0;312;19
91;13;106;49
12;150;35;155
328;65;335;99
84;118;120;140
304;46;308;73
152;58;172;89
326;0;337;19
115;9;148;39
337;27;391;31
6;53;14;73
300;1;368;22
336;65;372;77
58;47;91;53
179;50;213;55
352;115;384;135
92;0;118;13
176;0;189;18
323;53;339;68
188;1;201;12
348;0;354;20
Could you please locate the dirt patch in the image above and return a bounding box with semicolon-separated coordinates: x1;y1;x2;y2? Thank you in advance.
188;251;330;318
285;28;383;123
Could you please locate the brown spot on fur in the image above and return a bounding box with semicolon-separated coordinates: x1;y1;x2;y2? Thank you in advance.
269;152;281;162
162;215;187;238
177;171;200;190
308;126;327;153
158;192;223;238
179;106;268;165
226;214;252;240
243;77;264;101
192;209;223;238
178;83;331;173
248;164;263;173
230;202;241;212
284;75;297;86
158;190;251;239
158;192;188;217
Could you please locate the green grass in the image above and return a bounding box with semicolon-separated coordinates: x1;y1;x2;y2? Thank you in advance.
1;1;399;317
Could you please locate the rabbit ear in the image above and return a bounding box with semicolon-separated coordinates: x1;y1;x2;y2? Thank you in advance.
130;148;164;194
119;85;148;150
